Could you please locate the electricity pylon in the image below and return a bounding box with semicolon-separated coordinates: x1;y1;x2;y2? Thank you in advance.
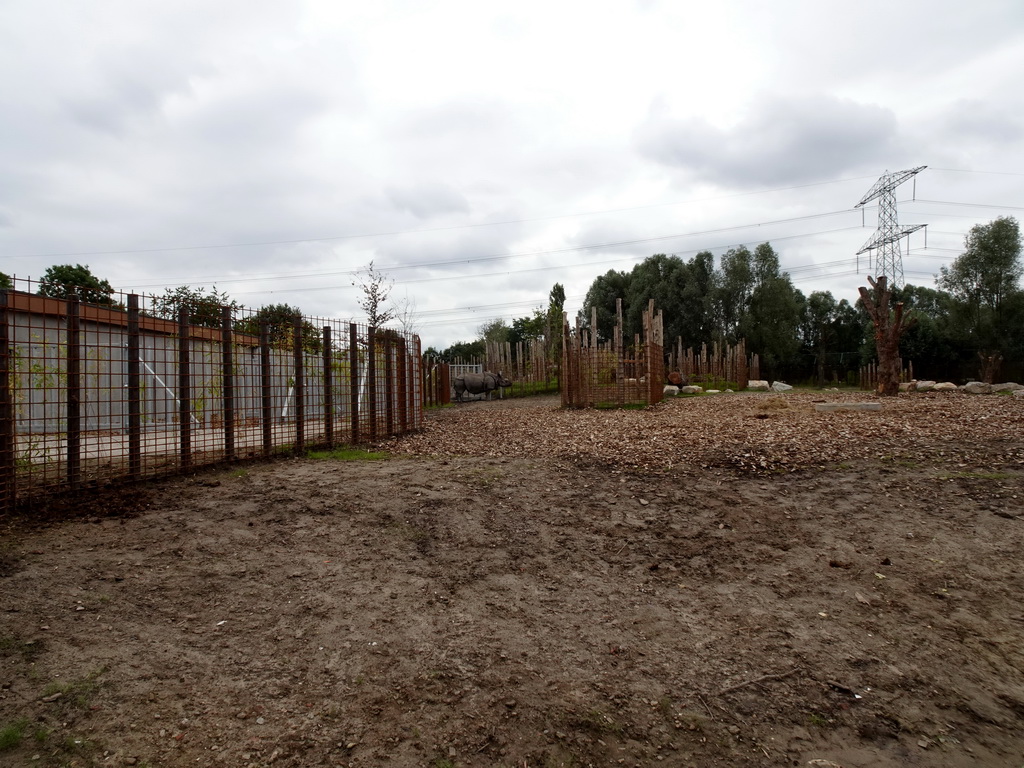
854;166;927;288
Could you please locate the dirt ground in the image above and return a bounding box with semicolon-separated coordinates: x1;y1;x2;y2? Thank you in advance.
1;392;1023;768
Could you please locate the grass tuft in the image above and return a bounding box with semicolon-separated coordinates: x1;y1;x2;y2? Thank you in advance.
307;447;389;461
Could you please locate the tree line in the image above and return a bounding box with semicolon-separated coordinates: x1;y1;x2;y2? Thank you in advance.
431;217;1023;385
6;216;1022;383
1;261;403;354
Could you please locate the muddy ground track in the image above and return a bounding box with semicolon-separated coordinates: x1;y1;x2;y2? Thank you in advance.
1;392;1023;767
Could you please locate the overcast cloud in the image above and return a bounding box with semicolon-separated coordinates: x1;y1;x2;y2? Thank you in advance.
2;0;1023;349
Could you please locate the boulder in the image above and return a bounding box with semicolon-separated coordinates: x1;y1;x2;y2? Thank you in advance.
915;380;936;392
747;380;770;391
680;385;704;395
962;381;992;395
1014;389;1024;398
932;382;957;391
898;380;917;392
667;371;685;386
770;381;793;392
705;389;721;394
663;385;679;396
992;382;1023;393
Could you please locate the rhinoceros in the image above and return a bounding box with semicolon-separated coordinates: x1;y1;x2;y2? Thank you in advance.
453;371;512;402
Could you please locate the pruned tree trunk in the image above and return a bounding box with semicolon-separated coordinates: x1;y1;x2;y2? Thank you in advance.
858;276;913;396
978;351;1003;385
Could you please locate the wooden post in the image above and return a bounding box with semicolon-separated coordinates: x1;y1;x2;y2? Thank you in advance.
323;325;333;448
221;306;235;460
127;295;142;480
260;322;272;456
349;324;359;443
66;295;82;489
0;290;15;510
367;327;377;441
397;337;407;433
178;307;191;470
293;315;304;453
384;336;394;435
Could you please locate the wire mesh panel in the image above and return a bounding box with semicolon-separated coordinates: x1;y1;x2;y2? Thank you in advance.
0;280;423;510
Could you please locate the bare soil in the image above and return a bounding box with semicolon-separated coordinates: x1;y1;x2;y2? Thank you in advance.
1;392;1023;768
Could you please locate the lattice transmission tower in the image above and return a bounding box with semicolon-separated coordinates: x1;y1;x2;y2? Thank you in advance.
854;166;927;288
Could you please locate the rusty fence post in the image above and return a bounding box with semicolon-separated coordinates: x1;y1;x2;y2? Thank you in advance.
221;306;235;461
66;295;82;489
260;322;272;456
127;294;142;481
367;327;377;441
323;325;333;448
384;336;394;436
0;290;14;510
178;307;191;470
397;337;407;434
293;315;304;454
349;324;359;444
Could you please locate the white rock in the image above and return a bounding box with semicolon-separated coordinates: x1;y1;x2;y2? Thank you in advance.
770;381;793;392
663;385;679;396
1013;389;1024;398
680;385;704;394
932;382;957;391
915;380;936;392
705;389;721;394
747;380;770;391
899;380;918;392
992;382;1023;393
962;381;992;395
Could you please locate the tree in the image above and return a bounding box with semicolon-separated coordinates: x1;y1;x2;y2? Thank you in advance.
0;272;11;290
715;246;754;342
151;285;240;329
509;312;546;347
390;292;420;337
937;216;1023;380
581;269;631;343
859;275;914;395
38;263;115;306
353;260;395;328
235;303;322;352
802;291;839;386
441;339;485;362
890;284;960;380
478;318;510;346
737;244;803;380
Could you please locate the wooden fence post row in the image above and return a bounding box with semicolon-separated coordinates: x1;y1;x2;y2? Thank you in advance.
0;291;14;510
0;288;423;511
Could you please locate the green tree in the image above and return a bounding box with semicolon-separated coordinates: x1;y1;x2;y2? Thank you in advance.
478;318;510;346
937;216;1023;378
38;263;115;305
737;243;803;379
509;312;546;346
581;269;631;343
441;339;485;362
715;246;754;342
890;284;960;380
353;260;395;328
624;254;688;345
0;272;11;290
235;303;322;352
151;285;240;329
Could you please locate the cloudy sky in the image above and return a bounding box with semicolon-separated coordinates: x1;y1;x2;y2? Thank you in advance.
2;0;1023;350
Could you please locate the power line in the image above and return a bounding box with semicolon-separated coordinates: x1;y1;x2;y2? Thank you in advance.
7;174;879;261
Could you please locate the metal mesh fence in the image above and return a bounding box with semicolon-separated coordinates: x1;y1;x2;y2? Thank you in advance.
0;280;422;510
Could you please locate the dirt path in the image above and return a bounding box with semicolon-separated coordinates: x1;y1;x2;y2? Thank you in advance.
1;393;1023;767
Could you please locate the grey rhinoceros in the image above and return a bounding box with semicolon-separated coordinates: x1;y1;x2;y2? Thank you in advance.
453;371;512;402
